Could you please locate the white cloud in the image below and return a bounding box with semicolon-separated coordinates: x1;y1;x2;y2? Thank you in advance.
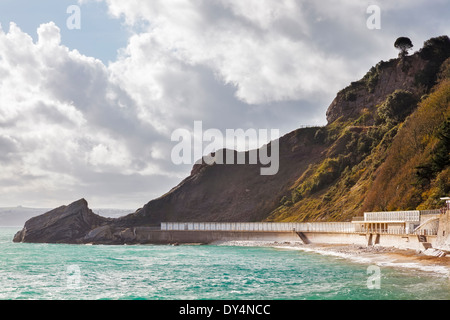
0;22;179;207
104;0;352;105
0;0;448;208
37;21;61;46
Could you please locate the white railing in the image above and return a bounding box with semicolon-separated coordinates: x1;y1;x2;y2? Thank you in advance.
364;211;420;222
386;228;406;235
298;125;325;129
419;209;442;215
414;229;439;236
160;222;356;233
160;222;440;236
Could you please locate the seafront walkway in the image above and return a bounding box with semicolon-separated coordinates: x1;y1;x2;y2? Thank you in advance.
161;209;443;236
161;222;355;233
160;221;436;235
136;207;449;251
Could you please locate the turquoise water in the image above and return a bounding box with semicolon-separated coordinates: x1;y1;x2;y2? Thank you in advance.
0;227;449;300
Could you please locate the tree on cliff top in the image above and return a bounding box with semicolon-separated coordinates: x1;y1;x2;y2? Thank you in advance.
395;37;413;57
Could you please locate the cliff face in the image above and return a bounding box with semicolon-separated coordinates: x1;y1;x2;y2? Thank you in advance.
13;199;110;243
115;128;326;226
326;54;427;124
13;36;450;244
327;36;450;125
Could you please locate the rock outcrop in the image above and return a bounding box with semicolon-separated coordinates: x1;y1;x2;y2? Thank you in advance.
13;199;110;244
326;54;427;124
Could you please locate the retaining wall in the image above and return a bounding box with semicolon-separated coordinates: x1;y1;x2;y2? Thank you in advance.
436;210;450;251
302;232;436;250
126;228;437;251
131;229;301;244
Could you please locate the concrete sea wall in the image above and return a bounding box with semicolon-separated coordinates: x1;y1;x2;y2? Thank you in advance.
117;228;439;251
303;232;437;251
130;229;301;244
436;209;450;251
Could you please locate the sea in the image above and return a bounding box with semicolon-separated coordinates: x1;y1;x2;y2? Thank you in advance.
0;227;449;300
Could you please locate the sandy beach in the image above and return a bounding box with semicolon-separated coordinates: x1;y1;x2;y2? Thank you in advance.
212;240;450;277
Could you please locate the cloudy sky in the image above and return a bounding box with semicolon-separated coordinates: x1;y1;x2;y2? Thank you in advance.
0;0;448;209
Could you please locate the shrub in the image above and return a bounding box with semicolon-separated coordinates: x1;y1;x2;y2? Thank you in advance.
310;156;350;193
377;90;418;125
357;134;373;155
416;36;450;89
345;91;357;102
314;128;327;143
360;60;395;93
415;117;450;187
431;118;450;172
438;57;450;81
419;36;450;62
291;190;302;203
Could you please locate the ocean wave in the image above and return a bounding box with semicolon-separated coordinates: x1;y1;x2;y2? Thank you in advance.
275;245;450;278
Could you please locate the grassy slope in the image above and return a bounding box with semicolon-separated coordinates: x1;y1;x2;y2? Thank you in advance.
364;79;450;212
268;58;450;222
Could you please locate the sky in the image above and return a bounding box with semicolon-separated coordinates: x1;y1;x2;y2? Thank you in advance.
0;0;448;209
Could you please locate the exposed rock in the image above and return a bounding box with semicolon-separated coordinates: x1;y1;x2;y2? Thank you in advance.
84;225;114;243
326;54;427;124
118;228;136;243
13;199;110;244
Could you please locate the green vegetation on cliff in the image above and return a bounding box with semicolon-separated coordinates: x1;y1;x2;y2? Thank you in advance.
268;36;450;222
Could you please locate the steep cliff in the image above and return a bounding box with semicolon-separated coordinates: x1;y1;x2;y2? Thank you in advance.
13;199;110;243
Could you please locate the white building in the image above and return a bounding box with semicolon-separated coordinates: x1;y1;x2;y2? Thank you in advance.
441;197;450;210
352;210;441;235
